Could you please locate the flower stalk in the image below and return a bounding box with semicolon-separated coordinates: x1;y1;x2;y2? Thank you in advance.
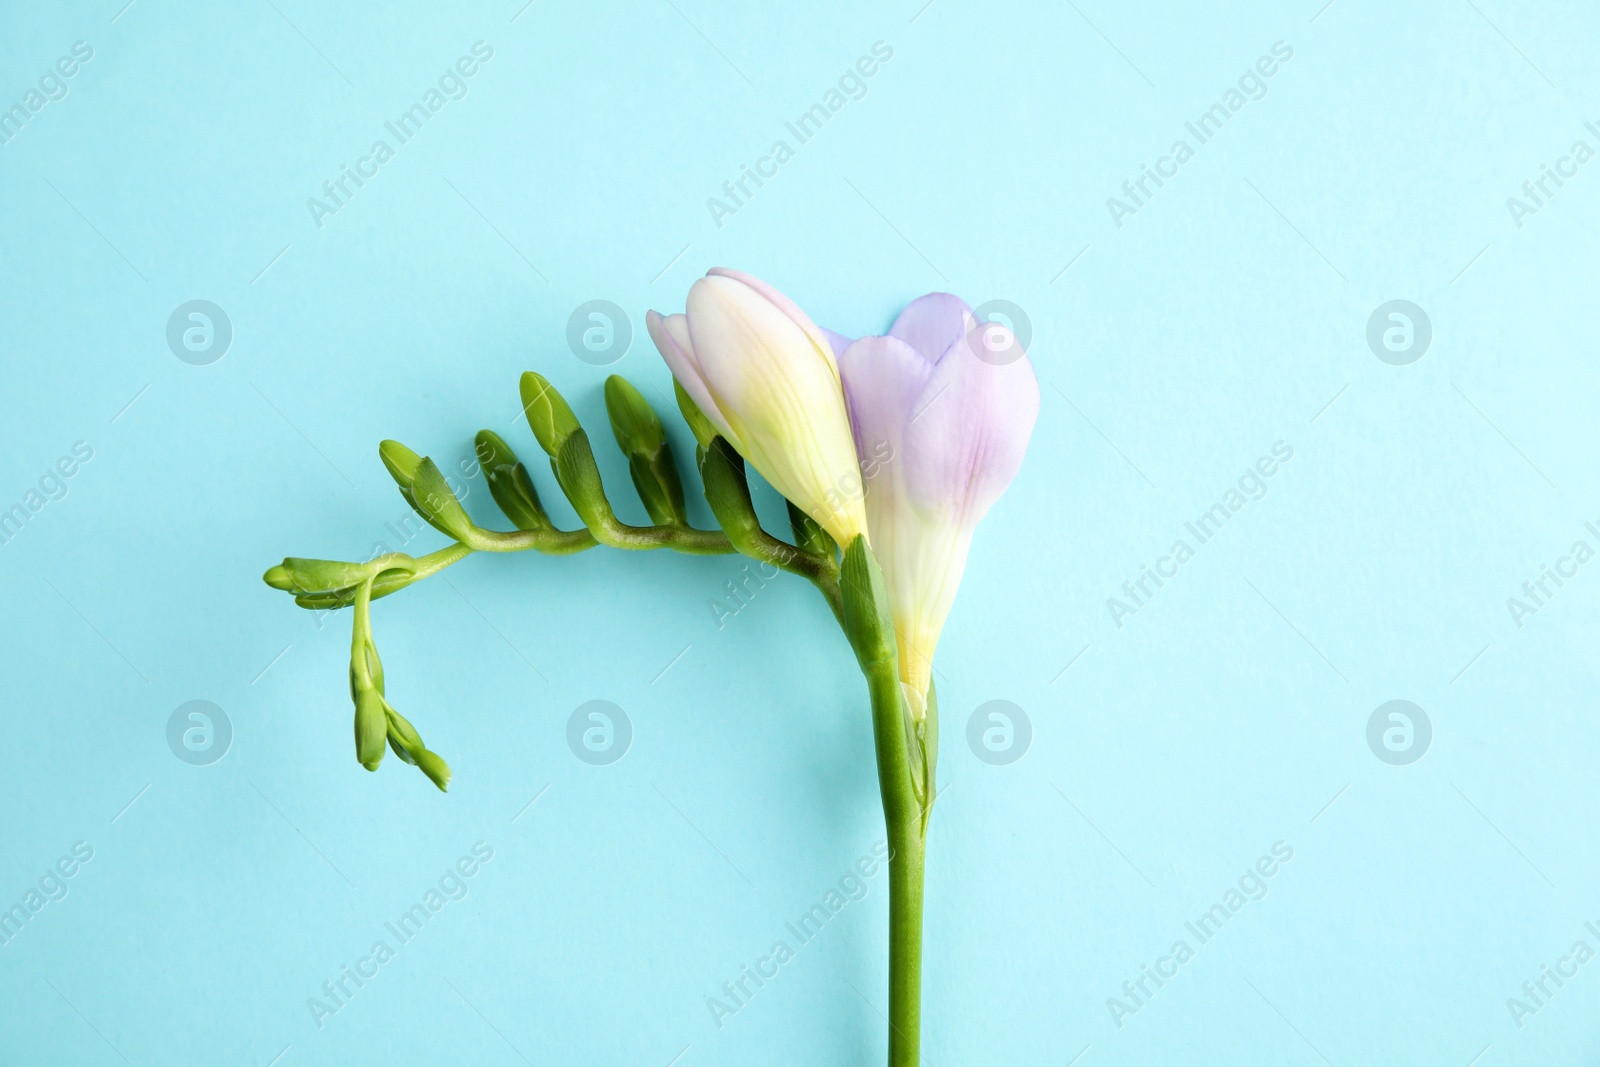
842;535;935;1065
869;645;930;1067
263;272;1037;1065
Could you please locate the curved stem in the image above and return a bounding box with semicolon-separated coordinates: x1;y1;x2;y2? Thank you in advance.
865;660;929;1066
594;520;733;555
404;542;473;576
462;527;596;554
368;542;473;603
292;519;728;611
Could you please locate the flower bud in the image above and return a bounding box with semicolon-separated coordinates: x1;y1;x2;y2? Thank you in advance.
552;430;617;532
647;269;867;545
604;375;686;526
385;706;424;765
475;430;552;531
354;689;387;771
698;437;762;550
412;748;452;793
262;564;295;591
409;458;474;542
267;557;371;595
520;372;582;457
379;440;423;489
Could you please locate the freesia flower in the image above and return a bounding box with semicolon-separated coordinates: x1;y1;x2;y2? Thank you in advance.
837;294;1040;719
646;268;868;546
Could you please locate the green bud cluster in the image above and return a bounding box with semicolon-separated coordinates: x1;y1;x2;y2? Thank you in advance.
263;368;854;791
348;575;450;790
263;553;418;610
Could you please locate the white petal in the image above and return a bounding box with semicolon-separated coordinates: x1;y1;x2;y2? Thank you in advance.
645;310;737;446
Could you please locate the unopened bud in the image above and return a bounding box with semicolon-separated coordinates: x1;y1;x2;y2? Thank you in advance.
605;376;686;526
520;372;582;457
475;430;552;531
355;690;387;771
379;440;424;489
409;458;474;542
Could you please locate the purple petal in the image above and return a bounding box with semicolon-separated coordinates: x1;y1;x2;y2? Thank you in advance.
838;334;933;465
820;327;855;362
889;293;975;365
900;330;1040;526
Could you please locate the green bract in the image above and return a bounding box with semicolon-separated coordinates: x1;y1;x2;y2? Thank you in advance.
841;535;895;671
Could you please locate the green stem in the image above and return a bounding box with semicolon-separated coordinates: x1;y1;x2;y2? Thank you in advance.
366;542;475;603
461;527;595;554
400;542;472;575
591;520;733;555
291;516;734;611
350;575;375;673
887;807;926;1067
865;660;928;1066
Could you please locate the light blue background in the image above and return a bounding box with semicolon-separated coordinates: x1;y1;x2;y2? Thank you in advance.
2;0;1597;1063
